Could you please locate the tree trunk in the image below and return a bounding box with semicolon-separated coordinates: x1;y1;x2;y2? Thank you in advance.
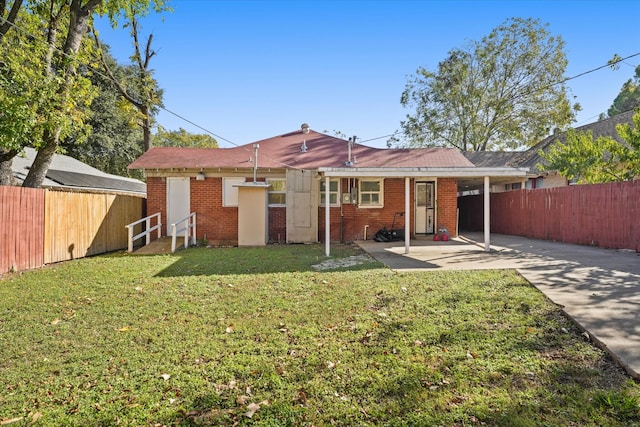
22;0;101;188
22;130;59;188
0;149;18;186
142;104;151;151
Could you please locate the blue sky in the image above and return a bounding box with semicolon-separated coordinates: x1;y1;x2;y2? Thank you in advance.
96;0;640;149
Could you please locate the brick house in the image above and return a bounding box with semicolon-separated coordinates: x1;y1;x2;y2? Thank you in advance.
129;125;528;253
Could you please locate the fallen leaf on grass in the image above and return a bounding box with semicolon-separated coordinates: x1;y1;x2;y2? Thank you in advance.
225;324;235;333
1;417;24;425
117;326;132;332
50;319;61;325
244;400;269;418
295;389;307;405
160;373;171;381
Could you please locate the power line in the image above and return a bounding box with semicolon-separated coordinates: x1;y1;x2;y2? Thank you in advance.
0;14;304;170
2;14;639;154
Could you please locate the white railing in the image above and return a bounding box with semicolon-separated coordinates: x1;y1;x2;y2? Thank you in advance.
171;212;197;253
125;213;162;253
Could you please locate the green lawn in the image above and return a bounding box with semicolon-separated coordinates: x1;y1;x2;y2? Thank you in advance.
1;244;638;426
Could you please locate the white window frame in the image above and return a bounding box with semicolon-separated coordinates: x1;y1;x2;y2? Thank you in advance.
358;178;384;208
267;178;287;206
320;178;340;207
222;177;246;207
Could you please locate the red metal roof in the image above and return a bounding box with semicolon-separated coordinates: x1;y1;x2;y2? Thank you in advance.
128;129;474;170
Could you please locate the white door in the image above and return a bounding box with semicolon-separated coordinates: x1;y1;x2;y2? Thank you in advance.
415;182;435;234
166;177;190;233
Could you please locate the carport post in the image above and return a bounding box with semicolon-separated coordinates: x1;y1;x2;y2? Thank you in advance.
325;176;330;256
484;176;490;251
405;177;410;254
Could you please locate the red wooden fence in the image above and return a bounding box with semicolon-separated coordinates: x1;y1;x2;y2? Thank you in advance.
458;181;640;252
0;186;45;272
1;186;145;274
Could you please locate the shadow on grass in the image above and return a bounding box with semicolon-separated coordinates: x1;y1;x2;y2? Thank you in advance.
151;244;386;277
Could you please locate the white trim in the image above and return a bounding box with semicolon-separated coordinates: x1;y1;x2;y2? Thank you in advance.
358;178;384;208
319;178;340;207
266;178;286;207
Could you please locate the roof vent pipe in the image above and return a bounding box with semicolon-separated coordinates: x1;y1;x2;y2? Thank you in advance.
300;140;308;152
301;123;310;134
345;135;356;167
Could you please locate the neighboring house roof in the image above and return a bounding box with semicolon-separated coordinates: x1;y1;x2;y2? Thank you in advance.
462;151;523;168
129;129;476;170
12;147;146;195
460;110;637;178
511;109;636;174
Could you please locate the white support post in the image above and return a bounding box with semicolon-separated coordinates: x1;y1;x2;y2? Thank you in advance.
127;226;133;253
405;177;410;254
484;176;490;252
145;217;151;246
157;213;162;239
325;176;330;256
192;213;197;246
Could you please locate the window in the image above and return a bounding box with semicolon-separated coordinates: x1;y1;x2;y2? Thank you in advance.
359;179;383;207
222;177;246;207
267;178;286;206
320;179;340;206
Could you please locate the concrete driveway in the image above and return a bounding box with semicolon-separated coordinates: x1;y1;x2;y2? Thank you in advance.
357;233;640;378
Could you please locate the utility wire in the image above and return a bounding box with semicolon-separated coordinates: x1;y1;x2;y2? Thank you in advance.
0;14;305;170
2;15;639;153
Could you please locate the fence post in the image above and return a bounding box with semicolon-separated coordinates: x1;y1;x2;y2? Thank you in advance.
158;213;162;239
145;217;151;246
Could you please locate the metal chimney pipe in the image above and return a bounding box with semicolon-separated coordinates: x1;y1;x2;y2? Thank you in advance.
253;143;259;182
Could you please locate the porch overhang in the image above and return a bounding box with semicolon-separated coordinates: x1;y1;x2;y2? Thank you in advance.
320;166;529;257
318;166;529;179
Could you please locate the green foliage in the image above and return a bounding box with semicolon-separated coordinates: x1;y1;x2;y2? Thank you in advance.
1;246;638;425
61;49;146;179
608;65;640;117
540;111;640;183
401;17;578;151
0;0;168;187
152;126;219;148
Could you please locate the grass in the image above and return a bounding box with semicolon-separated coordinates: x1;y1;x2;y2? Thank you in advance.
1;244;639;426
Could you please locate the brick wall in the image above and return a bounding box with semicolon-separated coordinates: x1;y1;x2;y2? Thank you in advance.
146;177;166;239
317;177;459;242
436;178;458;236
153;175;460;245
317;178;414;243
193;177;238;245
269;207;286;242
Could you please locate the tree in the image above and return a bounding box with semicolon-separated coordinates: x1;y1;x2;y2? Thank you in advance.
607;65;640;117
400;17;578;151
0;1;54;185
540;111;640;183
93;3;168;153
0;0;167;188
61;47;145;179
152;127;218;148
